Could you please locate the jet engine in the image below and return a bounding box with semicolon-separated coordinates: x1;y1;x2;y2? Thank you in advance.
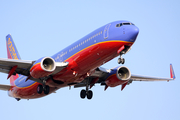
30;57;56;79
105;66;131;87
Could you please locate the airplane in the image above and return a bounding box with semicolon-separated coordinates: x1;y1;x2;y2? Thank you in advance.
0;20;175;101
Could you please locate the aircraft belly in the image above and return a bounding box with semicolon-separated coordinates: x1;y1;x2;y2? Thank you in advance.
9;83;57;99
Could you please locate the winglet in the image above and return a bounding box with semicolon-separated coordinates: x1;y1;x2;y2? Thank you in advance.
170;64;175;80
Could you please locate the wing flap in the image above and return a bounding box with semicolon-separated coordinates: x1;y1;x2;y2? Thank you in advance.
0;84;11;91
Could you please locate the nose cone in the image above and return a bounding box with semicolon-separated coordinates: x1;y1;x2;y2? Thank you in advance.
128;26;139;42
122;25;139;42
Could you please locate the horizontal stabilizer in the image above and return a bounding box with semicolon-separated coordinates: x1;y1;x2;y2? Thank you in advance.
0;84;11;91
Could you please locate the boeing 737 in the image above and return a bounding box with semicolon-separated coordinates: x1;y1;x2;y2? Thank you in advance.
0;20;175;101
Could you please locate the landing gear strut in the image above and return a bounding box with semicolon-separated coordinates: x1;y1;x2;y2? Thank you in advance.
80;77;93;100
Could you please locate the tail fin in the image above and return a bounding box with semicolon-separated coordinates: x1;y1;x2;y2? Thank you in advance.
170;64;175;80
6;34;21;60
6;34;21;84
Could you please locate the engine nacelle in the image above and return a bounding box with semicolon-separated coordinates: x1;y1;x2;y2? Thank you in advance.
116;66;131;81
105;66;131;87
30;57;56;79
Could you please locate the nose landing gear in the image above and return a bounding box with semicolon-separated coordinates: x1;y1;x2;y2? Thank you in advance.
118;56;125;64
117;45;131;64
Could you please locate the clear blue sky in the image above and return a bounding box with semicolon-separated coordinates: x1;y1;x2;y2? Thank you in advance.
0;0;180;120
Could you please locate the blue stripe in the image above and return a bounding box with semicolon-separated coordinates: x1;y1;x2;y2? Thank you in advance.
14;75;35;88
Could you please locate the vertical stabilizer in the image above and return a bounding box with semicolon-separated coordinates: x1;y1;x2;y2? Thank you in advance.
6;34;21;84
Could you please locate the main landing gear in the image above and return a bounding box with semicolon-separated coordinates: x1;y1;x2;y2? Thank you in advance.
37;84;50;95
80;89;93;99
80;77;93;100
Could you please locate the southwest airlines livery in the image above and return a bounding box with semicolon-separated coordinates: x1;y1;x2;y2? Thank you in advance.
0;20;175;101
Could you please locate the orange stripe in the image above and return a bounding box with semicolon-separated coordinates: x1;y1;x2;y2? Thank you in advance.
30;63;40;71
65;40;132;61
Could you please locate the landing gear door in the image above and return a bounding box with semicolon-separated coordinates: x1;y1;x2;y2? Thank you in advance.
104;24;111;39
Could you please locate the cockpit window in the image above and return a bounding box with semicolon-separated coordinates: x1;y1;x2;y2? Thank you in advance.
116;22;135;27
116;23;119;27
123;23;131;25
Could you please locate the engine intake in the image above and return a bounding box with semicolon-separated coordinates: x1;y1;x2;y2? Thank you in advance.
116;66;131;81
41;57;56;72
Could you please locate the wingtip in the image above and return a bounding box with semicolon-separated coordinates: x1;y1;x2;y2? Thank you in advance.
170;64;175;80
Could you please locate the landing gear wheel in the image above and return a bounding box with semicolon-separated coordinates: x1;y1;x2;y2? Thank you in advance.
37;85;43;94
118;58;121;64
118;58;125;64
121;58;125;64
87;90;93;100
44;85;50;95
80;89;86;99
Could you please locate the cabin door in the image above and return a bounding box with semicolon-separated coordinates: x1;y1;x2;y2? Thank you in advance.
104;24;111;39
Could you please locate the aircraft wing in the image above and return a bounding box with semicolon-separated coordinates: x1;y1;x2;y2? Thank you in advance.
0;58;68;82
0;58;34;76
74;64;175;88
130;74;173;81
0;84;11;91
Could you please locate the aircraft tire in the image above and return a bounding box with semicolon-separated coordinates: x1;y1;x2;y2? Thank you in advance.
37;85;43;94
80;89;86;99
44;85;50;95
121;58;125;64
118;58;121;64
87;90;93;100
